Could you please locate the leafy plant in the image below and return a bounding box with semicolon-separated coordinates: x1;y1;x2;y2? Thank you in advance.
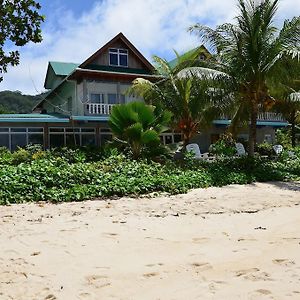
256;142;273;157
109;101;172;159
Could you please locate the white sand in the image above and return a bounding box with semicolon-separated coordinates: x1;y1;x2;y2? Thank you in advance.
0;181;300;300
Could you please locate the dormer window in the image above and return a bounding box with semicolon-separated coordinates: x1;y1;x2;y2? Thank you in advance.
109;48;128;67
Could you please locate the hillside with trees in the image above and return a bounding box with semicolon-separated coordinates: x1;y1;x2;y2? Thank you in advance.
0;90;46;113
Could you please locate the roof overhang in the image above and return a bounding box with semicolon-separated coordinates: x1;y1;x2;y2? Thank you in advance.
68;68;161;82
0;114;70;123
213;120;289;127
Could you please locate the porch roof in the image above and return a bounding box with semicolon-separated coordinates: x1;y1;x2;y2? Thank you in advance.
70;116;109;122
213;120;289;127
0;113;70;123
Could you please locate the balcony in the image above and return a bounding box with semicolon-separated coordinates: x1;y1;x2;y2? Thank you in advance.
257;112;285;122
85;103;115;115
219;112;285;122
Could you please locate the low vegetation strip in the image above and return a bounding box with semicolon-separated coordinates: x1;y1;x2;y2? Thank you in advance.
0;146;299;204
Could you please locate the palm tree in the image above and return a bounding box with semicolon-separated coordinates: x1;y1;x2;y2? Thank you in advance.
129;55;229;146
109;101;172;159
189;0;300;156
274;90;300;147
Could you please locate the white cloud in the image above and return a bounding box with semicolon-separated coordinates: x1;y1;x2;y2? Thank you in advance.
0;0;299;95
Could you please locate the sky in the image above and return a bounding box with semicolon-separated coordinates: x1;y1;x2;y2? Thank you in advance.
1;0;300;95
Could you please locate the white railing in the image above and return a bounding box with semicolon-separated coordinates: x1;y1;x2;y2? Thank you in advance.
257;112;285;122
85;103;115;115
219;112;285;122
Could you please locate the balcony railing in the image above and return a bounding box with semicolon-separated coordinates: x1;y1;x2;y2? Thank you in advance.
85;103;114;115
219;112;285;122
257;112;285;122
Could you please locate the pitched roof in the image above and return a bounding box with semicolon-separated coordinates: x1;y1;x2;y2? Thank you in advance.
168;45;211;69
44;61;79;89
79;32;154;72
49;61;79;76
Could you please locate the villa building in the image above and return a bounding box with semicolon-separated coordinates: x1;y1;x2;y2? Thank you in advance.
0;33;288;151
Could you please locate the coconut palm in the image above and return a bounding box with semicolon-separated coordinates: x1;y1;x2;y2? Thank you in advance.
129;55;230;146
273;89;300;147
189;0;300;156
109;101;172;159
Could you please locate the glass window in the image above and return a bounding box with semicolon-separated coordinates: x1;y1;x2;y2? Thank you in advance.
108;94;117;104
28;134;43;145
67;97;72;112
90;93;104;104
109;52;118;66
28;128;43;133
66;128;80;133
109;48;128;67
100;128;111;133
11;134;27;151
119;54;128;66
0;134;9;148
66;134;80;146
82;135;96;146
50;128;64;133
11;128;26;133
81;128;95;133
0;128;9;132
120;94;126;104
50;134;64;148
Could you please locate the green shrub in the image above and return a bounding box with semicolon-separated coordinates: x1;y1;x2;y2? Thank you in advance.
11;148;31;165
0;148;299;204
209;140;236;157
256;142;273;156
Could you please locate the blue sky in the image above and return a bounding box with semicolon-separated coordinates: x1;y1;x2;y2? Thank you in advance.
1;0;299;95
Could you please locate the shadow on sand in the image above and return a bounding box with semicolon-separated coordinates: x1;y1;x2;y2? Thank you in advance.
265;181;300;192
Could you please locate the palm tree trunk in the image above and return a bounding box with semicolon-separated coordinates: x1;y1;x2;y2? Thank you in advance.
291;120;296;148
248;102;258;157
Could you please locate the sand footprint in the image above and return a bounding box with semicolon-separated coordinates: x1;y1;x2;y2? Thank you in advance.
256;289;272;295
191;262;213;271
143;272;159;278
192;237;210;244
85;275;111;289
272;259;295;267
236;268;259;276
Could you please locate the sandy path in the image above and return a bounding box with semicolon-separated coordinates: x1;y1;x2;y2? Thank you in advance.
0;181;300;299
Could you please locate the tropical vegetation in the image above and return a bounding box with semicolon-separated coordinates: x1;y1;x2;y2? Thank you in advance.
0;145;299;204
129;55;230;146
109;101;172;159
0;0;44;81
189;0;300;156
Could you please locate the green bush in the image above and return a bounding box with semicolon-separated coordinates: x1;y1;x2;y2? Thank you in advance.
209;140;236;157
0;145;299;204
256;142;273;156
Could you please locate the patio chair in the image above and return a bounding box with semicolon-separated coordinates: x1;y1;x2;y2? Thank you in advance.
235;142;247;156
273;144;283;156
186;143;215;161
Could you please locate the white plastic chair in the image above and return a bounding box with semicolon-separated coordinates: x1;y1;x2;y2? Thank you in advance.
235;143;247;156
273;144;283;156
186;143;214;161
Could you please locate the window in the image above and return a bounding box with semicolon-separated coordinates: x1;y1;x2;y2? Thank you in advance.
109;48;128;67
49;127;96;148
199;54;206;61
67;97;72;112
90;93;104;104
0;127;44;151
108;94;117;104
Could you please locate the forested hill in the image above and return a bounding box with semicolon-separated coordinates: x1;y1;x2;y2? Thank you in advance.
0;90;47;113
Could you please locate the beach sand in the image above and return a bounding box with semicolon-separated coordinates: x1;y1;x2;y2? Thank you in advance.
0;181;300;300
